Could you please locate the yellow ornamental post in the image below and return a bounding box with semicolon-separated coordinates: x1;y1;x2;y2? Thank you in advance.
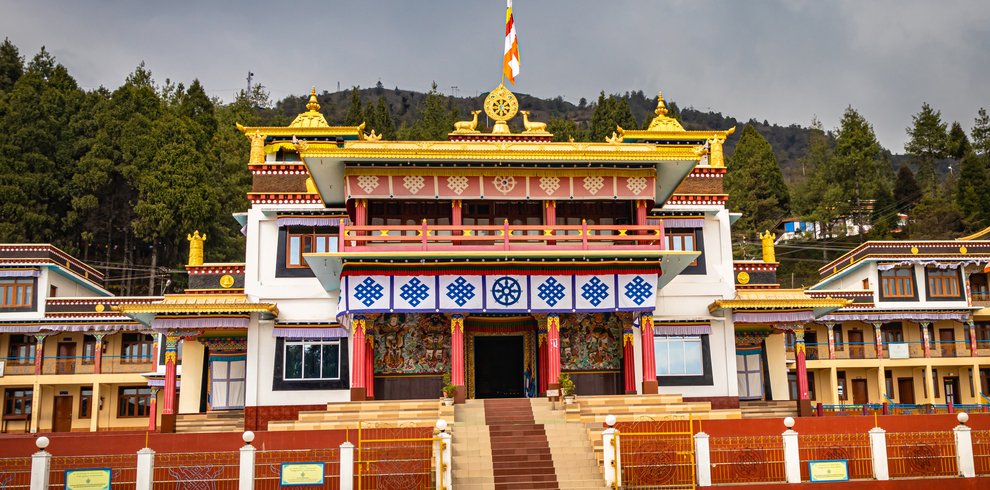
759;230;776;263
187;230;206;266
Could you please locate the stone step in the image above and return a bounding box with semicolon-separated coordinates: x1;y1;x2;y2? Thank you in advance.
325;399;440;412
574;394;684;405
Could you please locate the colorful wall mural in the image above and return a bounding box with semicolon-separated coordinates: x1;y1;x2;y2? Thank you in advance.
560;312;626;371
373;313;451;375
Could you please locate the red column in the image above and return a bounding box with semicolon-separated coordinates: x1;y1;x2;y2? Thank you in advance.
873;323;884;359
351;317;367;401
94;334;105;374
968;321;978;357
641;314;658;394
450;315;465;403
635;200;648;226
33;335;46;375
544;201;556;245
452;200;463;227
354;199;367;226
538;328;548;396
364;335;375;400
623;328;636;394
795;327;812;417
148;389;158;432
546;314;561;396
921;322;932;358
161;335;179;433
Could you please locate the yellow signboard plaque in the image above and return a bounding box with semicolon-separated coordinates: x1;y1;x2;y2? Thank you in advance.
808;460;849;482
280;462;325;486
65;468;112;490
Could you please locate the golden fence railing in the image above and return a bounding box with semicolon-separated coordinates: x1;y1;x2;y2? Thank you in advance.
0;456;33;489
49;454;137;489
615;416;695;489
709;435;786;484
974;430;990;476
255;448;341;490
886;431;957;478
151;451;239;490
356;424;439;490
797;432;872;480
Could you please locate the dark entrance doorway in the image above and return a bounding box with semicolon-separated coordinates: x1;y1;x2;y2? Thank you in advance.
851;379;869;404
897;378;915;404
474;336;524;398
52;395;73;432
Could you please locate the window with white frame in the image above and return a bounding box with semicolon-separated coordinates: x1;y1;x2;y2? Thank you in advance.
654;336;704;376
283;338;341;380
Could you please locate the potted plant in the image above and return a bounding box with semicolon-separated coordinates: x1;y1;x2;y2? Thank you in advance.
440;372;456;406
559;373;576;404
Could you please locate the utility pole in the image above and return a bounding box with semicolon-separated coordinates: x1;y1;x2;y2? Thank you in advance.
246;71;254;93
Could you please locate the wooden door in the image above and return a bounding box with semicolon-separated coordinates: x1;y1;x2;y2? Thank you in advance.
56;342;76;374
944;377;960;404
851;379;868;405
939;329;956;357
51;395;73;432
848;330;864;359
897;378;915;404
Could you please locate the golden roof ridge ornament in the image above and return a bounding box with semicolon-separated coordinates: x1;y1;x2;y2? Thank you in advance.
306;86;320;112
646;89;685;132
484;82;519;134
288;86;331;129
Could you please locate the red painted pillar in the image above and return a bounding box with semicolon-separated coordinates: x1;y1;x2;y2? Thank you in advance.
161;335;179;433
623;328;636;394
148;389;158;432
351;317;367;401
826;324;836;360
641;314;658;394
354;199;367;226
538;328;548;396
873;323;884;359
452;200;463;228
969;321;978;357
33;335;46;375
546;314;561;396
795;327;812;417
921;322;932;358
544;201;556;245
635;200;648;226
450;315;465;403
364;335;375;400
94;334;105;374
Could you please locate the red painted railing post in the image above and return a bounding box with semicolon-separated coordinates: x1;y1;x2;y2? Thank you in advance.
658;219;666;250
422;219;429;251
338;223;346;252
816;403;824;416
947;400;955;414
503;219;510;251
882;402;889;415
581;219;589;250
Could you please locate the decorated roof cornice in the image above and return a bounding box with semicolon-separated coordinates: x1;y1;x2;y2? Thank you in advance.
185;263;246;275
236;87;365;138
709;289;851;314
0;244;106;288
817;240;990;279
114;294;278;316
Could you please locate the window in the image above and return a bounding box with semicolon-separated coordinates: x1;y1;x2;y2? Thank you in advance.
118;387;152;417
121;334;154;363
0;278;35;309
287;230;336;268
82;337;97;365
665;228;706;274
879;267;916;300
787;372;816;401
881;323;904;343
837;371;848;401
283;339;341;380
7;335;36;364
884;370;894;399
655;336;703;376
926;267;962;299
79;387;93;418
3;388;32;416
49;284;58;297
976;322;990;345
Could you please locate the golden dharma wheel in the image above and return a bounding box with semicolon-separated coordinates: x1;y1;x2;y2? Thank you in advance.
484;83;519;122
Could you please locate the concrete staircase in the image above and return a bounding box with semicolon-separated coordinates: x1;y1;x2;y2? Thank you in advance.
267;399;453;431
531;399;607;489
175;410;244;433
740;400;799;419
484;398;559;489
451;400;495;489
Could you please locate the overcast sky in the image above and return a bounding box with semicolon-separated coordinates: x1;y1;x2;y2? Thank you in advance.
2;0;988;150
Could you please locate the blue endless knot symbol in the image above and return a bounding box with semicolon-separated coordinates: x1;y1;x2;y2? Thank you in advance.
581;277;610;307
399;277;430;307
624;276;653;305
353;277;384;307
446;276;476;307
491;276;523;306
537;277;566;307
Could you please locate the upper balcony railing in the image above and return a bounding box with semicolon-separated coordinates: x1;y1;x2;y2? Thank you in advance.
0;355;154;376
339;221;666;253
971;290;990;307
787;340;988;361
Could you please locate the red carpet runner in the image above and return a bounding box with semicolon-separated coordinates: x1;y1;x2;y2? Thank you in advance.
484;398;560;489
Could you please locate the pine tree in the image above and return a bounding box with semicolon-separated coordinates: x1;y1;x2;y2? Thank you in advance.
905;102;947;198
345;86;364;126
724;124;790;239
791;118;831;217
397;82;453;141
547;117;582;142
956;149;989;230
365;96;395;139
0;38;23;93
972;108;990;157
946;121;971;160
177;79;216;150
588;92;638;142
893;165;922;213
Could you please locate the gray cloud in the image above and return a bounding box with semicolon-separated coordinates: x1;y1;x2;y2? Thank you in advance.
1;0;987;150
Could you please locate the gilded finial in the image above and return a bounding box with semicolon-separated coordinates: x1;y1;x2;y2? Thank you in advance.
759;230;776;263
306;86;320;112
655;91;668;117
187;230;206;266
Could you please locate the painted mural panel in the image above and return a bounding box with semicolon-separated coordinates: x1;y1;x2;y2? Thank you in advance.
560;312;627;371
373;313;451;375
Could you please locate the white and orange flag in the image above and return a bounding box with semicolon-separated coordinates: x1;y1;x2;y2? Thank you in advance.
503;0;520;84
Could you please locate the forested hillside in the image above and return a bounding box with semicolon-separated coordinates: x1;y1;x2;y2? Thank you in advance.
1;39;987;294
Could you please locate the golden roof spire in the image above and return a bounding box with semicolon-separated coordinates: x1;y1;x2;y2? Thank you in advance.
306;86;320;112
655;91;668;117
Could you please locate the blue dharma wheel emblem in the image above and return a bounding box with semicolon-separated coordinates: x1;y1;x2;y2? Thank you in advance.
491;276;522;306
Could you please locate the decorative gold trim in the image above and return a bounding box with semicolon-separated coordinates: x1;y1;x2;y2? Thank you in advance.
342;167;654;177
301;140;700;161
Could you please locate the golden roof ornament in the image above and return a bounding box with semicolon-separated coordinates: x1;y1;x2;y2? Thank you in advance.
306;86;320;112
452;110;482;134
520;111;549;134
760;230;776;263
484;83;519;134
646;90;686;132
289;86;331;129
187;230;206;266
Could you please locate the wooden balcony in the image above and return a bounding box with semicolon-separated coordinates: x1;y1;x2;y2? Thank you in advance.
339;221;666;253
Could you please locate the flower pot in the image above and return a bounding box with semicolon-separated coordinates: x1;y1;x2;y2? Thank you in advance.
441;396;455;406
563;395;576;405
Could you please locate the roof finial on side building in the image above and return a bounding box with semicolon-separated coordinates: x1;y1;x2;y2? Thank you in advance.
306;86;320;112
